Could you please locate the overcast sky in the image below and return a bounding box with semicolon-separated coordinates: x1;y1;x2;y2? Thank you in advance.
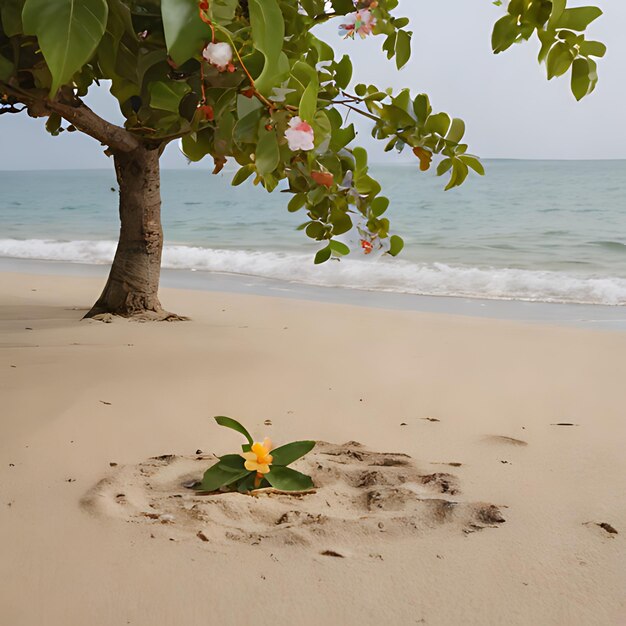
0;0;624;169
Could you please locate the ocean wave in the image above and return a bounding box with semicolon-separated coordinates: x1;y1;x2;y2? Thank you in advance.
1;238;625;306
589;240;626;252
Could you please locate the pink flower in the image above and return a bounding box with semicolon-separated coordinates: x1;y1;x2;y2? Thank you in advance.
202;42;233;72
360;239;374;255
339;10;376;39
285;117;315;151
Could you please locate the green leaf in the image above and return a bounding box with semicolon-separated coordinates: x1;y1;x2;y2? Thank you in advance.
395;29;412;69
446;118;465;144
331;0;355;13
491;14;519;54
352;146;368;175
570;57;592;101
299;80;319;124
22;0;108;97
314;245;331;264
248;0;285;96
413;94;431;125
231;164;255;186
382;32;396;60
459;155;485;175
334;55;353;89
209;0;238;24
329;240;350;256
218;454;246;469
306;221;325;240
537;29;556;63
436;157;453;177
195;460;251;492
425;112;451;136
1;0;24;37
311;110;332;148
579;40;606;58
255;126;280;175
288;193;307;213
371;196;390;217
297;63;319;122
214;416;253;444
548;0;567;27
546;41;574;79
329;123;355;152
149;81;191;112
181;129;213;162
388;235;404;257
265;466;314;491
236;472;257;493
445;158;469;191
556;7;602;32
233;108;263;146
0;54;14;81
270;440;315;466
330;212;352;236
45;113;63;136
161;0;211;66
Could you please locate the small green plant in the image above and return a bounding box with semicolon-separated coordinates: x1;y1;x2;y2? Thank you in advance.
194;416;315;493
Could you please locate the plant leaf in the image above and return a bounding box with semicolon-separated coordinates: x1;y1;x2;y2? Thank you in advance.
270;441;315;466
22;0;108;97
255;126;280;175
218;454;246;469
459;155;485;175
395;29;411;69
314;245;331;264
265;466;314;491
161;0;210;66
149;80;191;112
0;54;14;81
214;416;253;444
556;7;602;32
387;235;404;257
195;460;251;492
248;0;286;96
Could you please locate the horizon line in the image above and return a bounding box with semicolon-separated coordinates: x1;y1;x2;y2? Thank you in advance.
1;157;626;173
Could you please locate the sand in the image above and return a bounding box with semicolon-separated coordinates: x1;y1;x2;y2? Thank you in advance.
1;270;624;626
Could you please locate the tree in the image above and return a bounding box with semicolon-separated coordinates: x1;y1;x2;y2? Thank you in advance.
0;0;605;319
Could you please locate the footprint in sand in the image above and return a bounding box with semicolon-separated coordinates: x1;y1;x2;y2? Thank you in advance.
81;441;506;553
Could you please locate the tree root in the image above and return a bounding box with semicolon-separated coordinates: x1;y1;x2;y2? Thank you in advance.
84;310;189;323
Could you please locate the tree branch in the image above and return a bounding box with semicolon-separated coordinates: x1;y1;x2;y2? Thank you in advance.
45;99;140;153
0;81;140;153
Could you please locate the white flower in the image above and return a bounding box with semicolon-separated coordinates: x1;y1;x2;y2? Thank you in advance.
339;9;376;39
202;42;233;71
285;117;315;151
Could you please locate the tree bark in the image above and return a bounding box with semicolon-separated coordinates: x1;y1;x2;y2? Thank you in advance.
85;147;179;320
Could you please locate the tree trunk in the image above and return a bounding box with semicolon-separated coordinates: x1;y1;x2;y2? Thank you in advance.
85;147;180;320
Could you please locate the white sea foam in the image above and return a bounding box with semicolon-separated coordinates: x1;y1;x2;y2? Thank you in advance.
1;238;626;306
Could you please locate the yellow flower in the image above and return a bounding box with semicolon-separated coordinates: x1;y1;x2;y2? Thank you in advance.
241;438;273;474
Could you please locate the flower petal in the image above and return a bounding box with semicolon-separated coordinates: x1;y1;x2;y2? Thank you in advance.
251;442;265;457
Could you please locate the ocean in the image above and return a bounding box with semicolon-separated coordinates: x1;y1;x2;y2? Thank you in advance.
1;160;625;306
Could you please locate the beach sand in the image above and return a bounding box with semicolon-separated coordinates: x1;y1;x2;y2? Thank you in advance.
1;271;624;626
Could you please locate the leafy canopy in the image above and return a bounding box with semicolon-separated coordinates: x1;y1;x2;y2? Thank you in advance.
0;0;605;261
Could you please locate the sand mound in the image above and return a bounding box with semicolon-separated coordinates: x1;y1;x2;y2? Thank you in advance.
81;442;505;551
